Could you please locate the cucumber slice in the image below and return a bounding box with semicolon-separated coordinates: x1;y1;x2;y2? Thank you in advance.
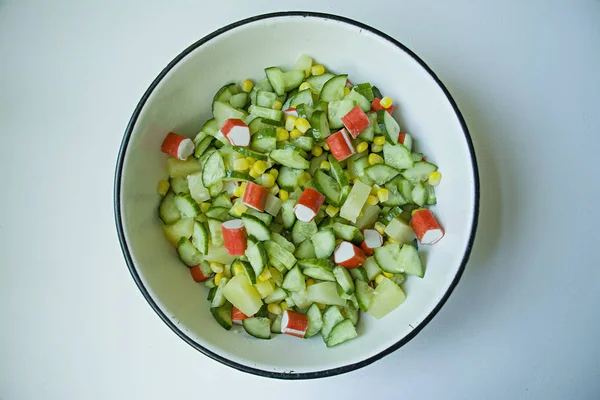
384;217;415;244
354;204;381;231
297;258;335;270
281;88;297;110
291;290;312;309
383;142;414;170
207;287;217;302
352;155;375;185
166;157;202;178
400;133;413;151
245;209;272;226
310;228;336;258
341;300;360;325
381;181;407;207
412;152;424;162
191;221;209;254
340;180;371;223
321;305;345;342
211;192;233;208
211;302;233;330
233;146;268;160
327;319;358;347
313;170;341;206
201;151;225;188
213;83;237;104
222;274;263;317
349;267;368;282
230;92;248;108
176;237;203;266
187;172;211;204
308;282;347;307
291;89;314;107
265;67;285;96
398;179;414;203
290;135;314;151
204;206;229;220
265;287;288;304
332;222;364;245
199;118;220;137
255;78;273;92
242;317;271;339
194;136;214;159
211;277;229;307
305;303;324;338
294;239;316;260
169;176;189;194
425;183;437;205
159;192;181;224
249;104;283;121
302;267;336;282
256;90;278;107
208;180;224;197
327;154;350;201
277;166;304;191
373;243;424;277
411;182;427;207
357;112;377;142
241;214;271;241
270;231;295;253
327;99;355;129
264;240;296;271
245;239;268;278
269;149;310;169
344;88;371;112
333;266;355;295
283;70;306;92
270;315;282;333
234;259;256;284
254;279;275;298
390;273;405;286
355;280;375;311
363;257;382;281
354;82;375;102
364;164;401;185
377;109;401;145
292;220;318;244
295;54;313;75
402;162;438;184
280;199;297;229
163;218;193;246
320;74;348;102
213;101;247;126
207;218;224;246
174;193;201;218
369;277;406;319
251;127;277;153
309;110;331;142
282;265;306;292
306;73;335;94
269;266;284;287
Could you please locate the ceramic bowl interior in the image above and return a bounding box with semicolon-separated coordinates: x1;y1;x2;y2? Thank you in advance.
115;12;479;379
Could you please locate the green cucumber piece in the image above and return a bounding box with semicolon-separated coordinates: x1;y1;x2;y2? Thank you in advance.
363;257;382;281
383;142;414;170
282;265;306;292
291;89;314;107
320;74;348;102
270;315;282;333
251;127;277;153
264;240;296;271
306;72;335;94
294;239;316;260
290;135;314;151
369;277;406;319
310;228;336;259
302;267;336;282
283;70;306;92
241;214;271;241
344;88;371;112
308;282;346;307
213;101;247;126
233;146;268;160
204;206;229;220
207;218;224;246
176;237;203;267
305;304;324;338
191;221;209;254
349;267;368;282
377;109;401;144
265;67;285;96
256;90;278;107
280;199;297;229
211;277;229;307
174;193;201;218
354;204;381;231
162;218;193;246
355;280;375;311
270;231;295;253
313;170;341;206
425;183;437;205
211;302;233;330
292;220;318;244
201;151;226;187
249;104;282;121
332;222;364;245
242;317;271;339
159;192;180;224
187;172;211;204
169;176;189;194
309;110;331;142
327;319;358;347
269;149;310;169
341;300;360;325
245;239;268;278
265;287;288;304
411;182;427;207
166;157;202;178
364;164;401;185
373;243;424;277
333;266;355;295
297;258;335;270
327;99;355;129
321;305;345;342
402;161;438;184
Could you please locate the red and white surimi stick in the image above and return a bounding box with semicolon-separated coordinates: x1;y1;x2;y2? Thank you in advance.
281;310;309;338
161;132;195;160
371;98;396;114
341;105;371;139
334;241;366;268
360;229;383;256
242;182;269;212
232;306;251;325
221;219;247;256
293;187;325;222
325;129;355;162
283;107;298;118
219;119;250;147
189;265;210;282
410;209;444;244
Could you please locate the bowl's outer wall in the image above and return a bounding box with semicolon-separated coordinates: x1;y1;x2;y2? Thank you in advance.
115;12;479;379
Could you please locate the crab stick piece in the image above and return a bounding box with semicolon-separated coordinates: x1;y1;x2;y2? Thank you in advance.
371;98;396;114
242;182;269;211
220;118;250;147
410;209;444;244
189;265;210;282
360;229;383;256
232;306;251;325
325;129;355;162
281;310;309;338
334;241;366;268
341;105;371;138
283;107;298;118
221;219;248;256
293;187;325;222
161;132;195;160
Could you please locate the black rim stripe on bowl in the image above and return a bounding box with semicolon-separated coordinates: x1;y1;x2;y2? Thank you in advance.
114;11;480;380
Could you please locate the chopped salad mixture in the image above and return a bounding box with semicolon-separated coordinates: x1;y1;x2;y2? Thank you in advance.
157;55;444;347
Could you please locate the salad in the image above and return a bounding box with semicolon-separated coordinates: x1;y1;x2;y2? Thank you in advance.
156;55;444;347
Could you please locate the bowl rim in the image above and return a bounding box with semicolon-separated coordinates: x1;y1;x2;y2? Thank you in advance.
114;11;480;380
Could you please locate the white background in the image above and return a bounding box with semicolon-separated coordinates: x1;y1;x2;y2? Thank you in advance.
1;1;599;399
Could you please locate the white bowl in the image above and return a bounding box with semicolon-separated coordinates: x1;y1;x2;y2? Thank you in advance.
114;12;479;379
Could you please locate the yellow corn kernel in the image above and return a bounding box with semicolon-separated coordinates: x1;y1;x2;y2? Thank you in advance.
232;203;247;216
311;64;325;76
316;303;327;310
371;144;383;153
200;202;211;212
374;222;386;235
310;146;322;157
272;100;283;110
298;172;312;186
367;195;379;206
279;301;288;311
320;160;331;170
275;127;289;142
375;274;385;285
258;173;276;188
323;142;330;151
222;266;232;279
249;168;261;178
246;157;256;165
268;303;282;315
377;188;389;203
368;153;384;165
428;171;442;186
268;169;279;179
387;237;398;245
232;157;250;171
380;96;393;109
356;141;369;153
299;81;312;92
233;263;244;276
258;269;272;282
295;117;311;133
253;160;268;175
241;79;254;93
279;189;289;201
325;205;339;217
352;177;361;185
232;185;244;198
285;115;298;131
157;180;170;196
214;273;224;286
344;87;351;96
306;278;316;287
383;272;393;278
268;184;280;196
370;186;379;196
373;136;386;146
210;262;224;274
290;128;303;139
